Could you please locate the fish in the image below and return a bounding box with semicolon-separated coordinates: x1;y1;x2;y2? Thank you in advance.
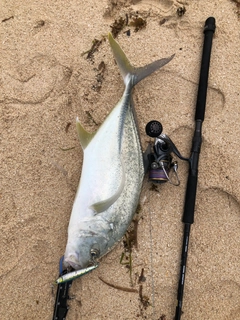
55;264;99;284
63;33;174;270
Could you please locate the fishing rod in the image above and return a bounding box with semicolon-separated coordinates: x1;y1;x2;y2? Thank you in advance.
145;16;215;320
175;17;216;319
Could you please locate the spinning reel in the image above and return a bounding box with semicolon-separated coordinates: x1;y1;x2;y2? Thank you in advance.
145;120;189;186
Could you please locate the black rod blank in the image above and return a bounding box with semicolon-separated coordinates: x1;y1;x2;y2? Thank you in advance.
175;17;216;320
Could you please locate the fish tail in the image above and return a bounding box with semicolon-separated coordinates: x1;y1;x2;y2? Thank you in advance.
108;33;174;87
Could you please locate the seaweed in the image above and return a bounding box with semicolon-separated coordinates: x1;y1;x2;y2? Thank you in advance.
177;6;186;17
92;61;106;92
120;206;142;285
139;284;150;309
59;146;75;151
85;110;98;126
159;18;168;26
110;16;126;37
81;37;106;62
120;232;134;285
34;20;45;28
149;183;160;193
130;16;147;32
2;16;14;23
138;268;146;283
231;0;240;17
98;276;138;293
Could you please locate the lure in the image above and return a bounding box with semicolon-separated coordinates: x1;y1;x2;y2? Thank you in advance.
55;264;98;284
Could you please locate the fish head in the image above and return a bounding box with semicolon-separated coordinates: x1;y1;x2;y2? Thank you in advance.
64;232;109;270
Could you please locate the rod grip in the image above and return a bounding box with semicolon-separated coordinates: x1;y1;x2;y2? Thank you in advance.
195;17;216;121
182;173;198;224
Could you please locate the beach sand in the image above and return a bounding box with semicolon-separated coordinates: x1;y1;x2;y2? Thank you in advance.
1;0;240;319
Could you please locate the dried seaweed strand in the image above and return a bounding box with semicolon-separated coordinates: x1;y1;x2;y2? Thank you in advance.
98;276;138;293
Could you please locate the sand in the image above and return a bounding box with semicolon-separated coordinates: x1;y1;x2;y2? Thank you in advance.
1;0;240;319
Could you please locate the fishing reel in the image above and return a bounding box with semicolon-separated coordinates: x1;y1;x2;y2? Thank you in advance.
145;120;189;186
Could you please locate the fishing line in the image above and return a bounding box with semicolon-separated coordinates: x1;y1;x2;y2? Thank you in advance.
147;188;156;318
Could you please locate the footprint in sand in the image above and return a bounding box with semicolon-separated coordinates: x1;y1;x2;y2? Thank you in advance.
187;188;240;319
0;55;72;105
104;0;182;16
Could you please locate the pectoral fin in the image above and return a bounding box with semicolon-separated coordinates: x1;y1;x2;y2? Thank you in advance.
90;164;126;214
76;117;95;149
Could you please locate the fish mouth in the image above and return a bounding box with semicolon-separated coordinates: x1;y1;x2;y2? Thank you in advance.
64;254;82;270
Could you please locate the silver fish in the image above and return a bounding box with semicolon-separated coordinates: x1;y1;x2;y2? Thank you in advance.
64;33;174;270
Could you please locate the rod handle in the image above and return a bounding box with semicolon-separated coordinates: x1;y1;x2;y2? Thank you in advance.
182;173;198;224
195;17;216;121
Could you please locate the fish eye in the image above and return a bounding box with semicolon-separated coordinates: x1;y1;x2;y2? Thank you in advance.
90;248;100;258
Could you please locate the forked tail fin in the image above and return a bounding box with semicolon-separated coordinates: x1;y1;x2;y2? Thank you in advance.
108;33;174;87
